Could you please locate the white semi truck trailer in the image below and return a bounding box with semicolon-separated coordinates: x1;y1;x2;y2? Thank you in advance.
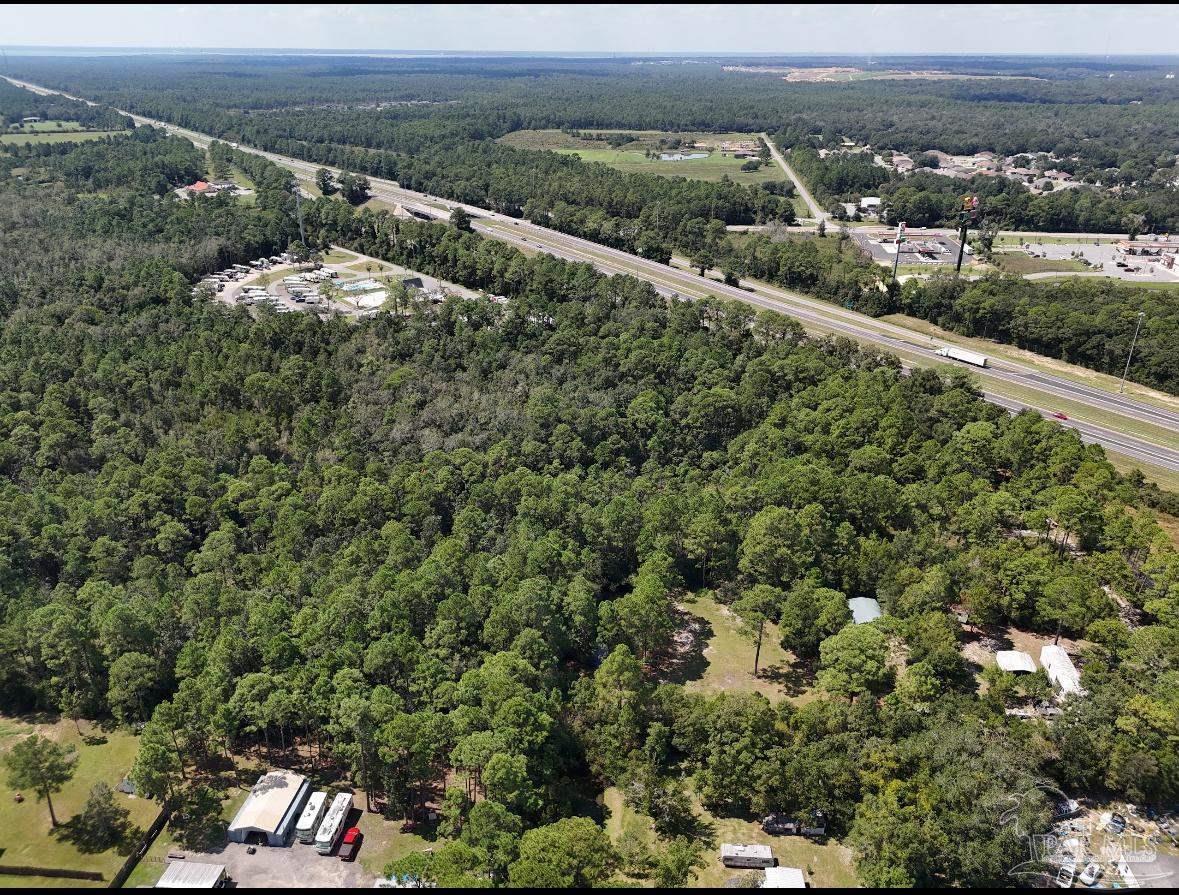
935;346;989;368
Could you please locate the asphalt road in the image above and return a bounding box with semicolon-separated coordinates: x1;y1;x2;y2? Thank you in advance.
8;76;1177;474
760;131;827;221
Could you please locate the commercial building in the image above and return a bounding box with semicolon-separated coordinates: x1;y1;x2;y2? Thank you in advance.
226;769;310;847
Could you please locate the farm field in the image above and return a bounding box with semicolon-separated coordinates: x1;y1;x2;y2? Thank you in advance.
499;129;784;184
0;715;159;888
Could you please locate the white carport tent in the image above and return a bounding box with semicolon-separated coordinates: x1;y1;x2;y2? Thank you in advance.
226;769;310;846
156;861;226;888
1041;644;1085;697
995;650;1037;674
847;597;882;624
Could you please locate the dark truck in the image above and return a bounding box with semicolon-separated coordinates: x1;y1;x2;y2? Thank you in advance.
339;827;362;862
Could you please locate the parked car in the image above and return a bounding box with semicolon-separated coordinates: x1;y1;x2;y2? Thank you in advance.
339;827;363;862
1107;813;1127;834
1079;861;1102;886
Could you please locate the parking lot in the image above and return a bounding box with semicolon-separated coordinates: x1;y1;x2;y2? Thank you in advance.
198;245;484;319
1018;240;1179;282
853;230;967;266
163;806;377;888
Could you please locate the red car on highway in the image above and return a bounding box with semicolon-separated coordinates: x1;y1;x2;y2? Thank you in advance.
339;827;362;862
1052;411;1069;421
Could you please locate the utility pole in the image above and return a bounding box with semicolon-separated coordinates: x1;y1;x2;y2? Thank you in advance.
1119;311;1145;394
294;182;306;245
890;221;907;284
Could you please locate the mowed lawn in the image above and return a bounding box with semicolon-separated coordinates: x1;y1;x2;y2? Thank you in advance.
553;147;783;184
991;252;1088;275
499;129;785;185
678;594;816;705
600;785;860;888
0;716;159;887
0;130;130;145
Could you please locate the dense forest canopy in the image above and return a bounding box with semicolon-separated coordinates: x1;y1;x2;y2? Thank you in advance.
2;125;1179;887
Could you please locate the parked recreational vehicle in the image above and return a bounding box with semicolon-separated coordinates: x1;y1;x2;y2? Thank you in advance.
720;843;775;869
315;792;353;854
935;346;988;368
296;791;329;844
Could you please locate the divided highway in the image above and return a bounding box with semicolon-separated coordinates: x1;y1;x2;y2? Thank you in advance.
8;76;1177;474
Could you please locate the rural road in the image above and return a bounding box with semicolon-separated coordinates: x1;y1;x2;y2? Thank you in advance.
8;76;1178;474
761;131;827;221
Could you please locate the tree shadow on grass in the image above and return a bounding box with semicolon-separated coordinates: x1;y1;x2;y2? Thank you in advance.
757;660;814;699
655;606;713;685
53;814;141;856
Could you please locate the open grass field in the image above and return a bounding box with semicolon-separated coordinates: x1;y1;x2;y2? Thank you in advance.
499;129;784;185
991;252;1089;275
0;715;159;888
676;594;816;706
0;129;129;145
5;119;86;133
1031;275;1179;291
552;147;783;184
355;813;433;881
600;785;860;888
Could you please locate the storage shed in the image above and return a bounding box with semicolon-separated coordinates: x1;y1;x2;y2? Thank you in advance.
763;866;807;887
156;861;226;888
226;769;310;846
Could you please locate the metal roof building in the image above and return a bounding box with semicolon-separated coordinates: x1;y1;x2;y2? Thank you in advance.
763;866;807;888
226;769;310;847
995;650;1036;674
156;861;226;888
847;597;882;625
1040;645;1085;698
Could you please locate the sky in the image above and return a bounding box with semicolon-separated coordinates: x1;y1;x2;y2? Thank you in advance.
5;4;1179;56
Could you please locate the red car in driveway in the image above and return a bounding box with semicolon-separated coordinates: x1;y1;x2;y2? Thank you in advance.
1052;411;1069;421
339;826;362;862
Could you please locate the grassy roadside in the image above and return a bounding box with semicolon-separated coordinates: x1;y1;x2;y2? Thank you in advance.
877;314;1179;415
